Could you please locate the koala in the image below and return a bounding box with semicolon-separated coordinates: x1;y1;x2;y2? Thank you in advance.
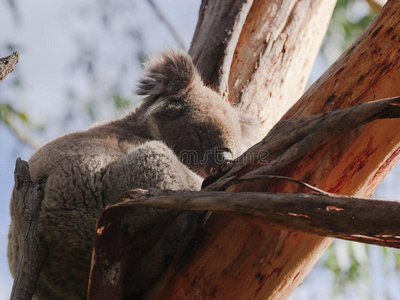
7;50;258;299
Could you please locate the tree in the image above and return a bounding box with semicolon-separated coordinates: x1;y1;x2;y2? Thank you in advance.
7;0;400;299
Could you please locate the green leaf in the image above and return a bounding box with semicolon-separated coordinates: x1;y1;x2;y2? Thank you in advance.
113;95;132;111
0;103;30;125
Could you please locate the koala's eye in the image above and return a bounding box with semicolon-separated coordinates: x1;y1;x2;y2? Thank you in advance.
159;99;185;119
169;97;183;106
194;129;203;145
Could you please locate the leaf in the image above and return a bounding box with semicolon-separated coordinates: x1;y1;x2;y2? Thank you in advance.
113;95;131;111
0;103;29;125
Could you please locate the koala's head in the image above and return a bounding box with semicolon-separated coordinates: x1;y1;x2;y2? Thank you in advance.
137;50;259;177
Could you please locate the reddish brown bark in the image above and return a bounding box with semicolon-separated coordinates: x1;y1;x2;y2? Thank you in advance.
145;2;400;299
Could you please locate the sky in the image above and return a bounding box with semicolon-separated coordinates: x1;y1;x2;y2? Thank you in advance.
0;0;399;299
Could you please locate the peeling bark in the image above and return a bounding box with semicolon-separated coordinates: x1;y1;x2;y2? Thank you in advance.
228;0;336;134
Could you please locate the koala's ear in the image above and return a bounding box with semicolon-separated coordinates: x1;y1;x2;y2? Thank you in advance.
238;113;261;154
137;50;201;101
137;50;202;121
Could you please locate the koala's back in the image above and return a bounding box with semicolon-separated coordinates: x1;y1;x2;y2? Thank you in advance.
9;128;141;299
8;123;203;299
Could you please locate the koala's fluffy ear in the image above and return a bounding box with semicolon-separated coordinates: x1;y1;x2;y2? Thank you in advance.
137;50;201;101
137;50;202;120
238;113;261;155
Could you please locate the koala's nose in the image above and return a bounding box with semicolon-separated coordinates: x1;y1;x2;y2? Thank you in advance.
207;150;232;174
202;161;232;189
209;167;217;174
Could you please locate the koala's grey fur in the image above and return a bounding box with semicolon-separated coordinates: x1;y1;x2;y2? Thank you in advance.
7;50;259;299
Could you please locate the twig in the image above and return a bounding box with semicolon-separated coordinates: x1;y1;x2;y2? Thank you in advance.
6;0;22;25
231;174;335;196
145;0;186;50
0;51;19;83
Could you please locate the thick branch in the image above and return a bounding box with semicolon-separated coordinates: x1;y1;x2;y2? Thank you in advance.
0;51;19;83
87;204;205;299
228;0;336;134
189;0;253;94
87;205;186;300
10;158;47;300
205;96;400;190
119;189;400;249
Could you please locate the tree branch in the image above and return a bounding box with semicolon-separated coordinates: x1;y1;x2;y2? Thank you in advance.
119;189;400;249
145;0;186;50
0;51;19;83
204;96;400;191
189;0;254;93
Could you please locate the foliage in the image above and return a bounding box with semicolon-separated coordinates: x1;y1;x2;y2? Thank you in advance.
321;0;376;64
0;103;28;126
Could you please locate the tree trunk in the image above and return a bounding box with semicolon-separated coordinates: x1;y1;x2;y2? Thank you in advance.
142;1;400;299
88;1;400;299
